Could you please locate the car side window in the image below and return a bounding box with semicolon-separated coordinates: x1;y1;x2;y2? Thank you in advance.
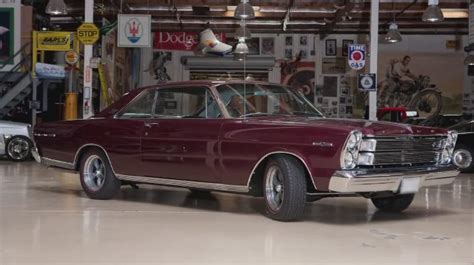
116;90;157;119
154;87;222;118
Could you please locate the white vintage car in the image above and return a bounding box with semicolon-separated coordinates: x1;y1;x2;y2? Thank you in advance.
0;121;33;161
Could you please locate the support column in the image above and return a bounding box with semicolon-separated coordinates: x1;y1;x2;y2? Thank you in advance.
82;0;94;118
369;0;379;121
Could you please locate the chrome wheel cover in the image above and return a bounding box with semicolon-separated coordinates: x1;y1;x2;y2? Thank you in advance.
265;165;284;212
7;138;30;160
453;149;472;169
83;155;106;191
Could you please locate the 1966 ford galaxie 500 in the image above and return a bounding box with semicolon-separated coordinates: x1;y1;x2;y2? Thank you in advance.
33;81;459;221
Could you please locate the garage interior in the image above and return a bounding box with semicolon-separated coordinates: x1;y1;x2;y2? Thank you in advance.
1;0;473;264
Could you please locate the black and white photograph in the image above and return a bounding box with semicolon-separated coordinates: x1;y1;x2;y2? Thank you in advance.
342;39;353;56
300;35;308;46
325;39;336;56
261;37;274;55
284;48;293;59
285;36;293;46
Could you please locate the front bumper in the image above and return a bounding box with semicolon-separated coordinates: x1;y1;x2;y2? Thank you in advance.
328;165;459;193
31;147;41;163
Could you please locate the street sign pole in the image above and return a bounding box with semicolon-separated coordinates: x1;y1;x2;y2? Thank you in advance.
369;0;379;121
83;0;94;119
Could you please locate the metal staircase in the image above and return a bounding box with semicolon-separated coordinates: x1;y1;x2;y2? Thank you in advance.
0;43;33;119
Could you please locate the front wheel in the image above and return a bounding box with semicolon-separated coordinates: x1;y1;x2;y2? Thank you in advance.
6;135;31;161
80;149;121;200
263;155;307;221
371;194;415;212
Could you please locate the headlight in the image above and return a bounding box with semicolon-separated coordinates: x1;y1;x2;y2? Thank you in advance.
340;130;363;169
439;130;458;165
360;139;377;152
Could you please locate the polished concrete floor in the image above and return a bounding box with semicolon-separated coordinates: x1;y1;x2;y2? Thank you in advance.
0;160;472;265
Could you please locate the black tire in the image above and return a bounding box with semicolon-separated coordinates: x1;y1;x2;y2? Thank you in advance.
79;149;121;200
5;135;32;162
371;194;415;212
263;155;306;221
453;145;474;173
408;90;442;118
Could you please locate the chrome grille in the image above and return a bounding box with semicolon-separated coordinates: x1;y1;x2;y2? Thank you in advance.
369;136;444;166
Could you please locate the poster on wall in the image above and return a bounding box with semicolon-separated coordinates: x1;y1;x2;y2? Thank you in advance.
376;53;463;117
117;14;151;48
281;61;315;103
261;37;274;55
0;8;14;64
144;51;172;83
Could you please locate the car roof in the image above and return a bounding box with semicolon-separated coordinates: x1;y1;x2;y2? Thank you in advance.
140;80;286;89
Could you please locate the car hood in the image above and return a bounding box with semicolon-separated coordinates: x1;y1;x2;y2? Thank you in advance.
0;121;29;130
247;116;447;136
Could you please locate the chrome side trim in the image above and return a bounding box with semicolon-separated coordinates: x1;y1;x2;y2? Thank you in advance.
246;151;318;190
328;166;459;193
364;134;447;138
42;157;75;170
116;174;249;193
73;144;117;174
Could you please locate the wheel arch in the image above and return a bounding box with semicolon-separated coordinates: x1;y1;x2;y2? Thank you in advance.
247;151;317;195
74;144;116;173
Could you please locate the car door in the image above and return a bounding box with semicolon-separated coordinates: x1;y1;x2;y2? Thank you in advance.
141;86;224;183
111;89;157;176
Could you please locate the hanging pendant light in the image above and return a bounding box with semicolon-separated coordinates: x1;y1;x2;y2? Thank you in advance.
233;52;246;61
234;38;249;54
464;54;474;65
45;0;68;15
384;23;402;43
234;23;251;40
422;0;444;22
234;0;255;20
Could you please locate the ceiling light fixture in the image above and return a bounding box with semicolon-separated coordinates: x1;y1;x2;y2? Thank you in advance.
233;52;246;61
234;23;251;39
234;0;255;19
464;54;474;65
45;0;68;15
384;22;402;43
422;0;444;22
234;38;249;54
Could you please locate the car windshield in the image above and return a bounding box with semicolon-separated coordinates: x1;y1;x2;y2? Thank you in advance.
448;120;473;132
216;83;323;118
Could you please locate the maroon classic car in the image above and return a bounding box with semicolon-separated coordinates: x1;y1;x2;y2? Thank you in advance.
33;81;459;221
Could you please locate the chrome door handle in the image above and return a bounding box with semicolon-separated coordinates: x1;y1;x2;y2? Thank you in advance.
144;122;159;128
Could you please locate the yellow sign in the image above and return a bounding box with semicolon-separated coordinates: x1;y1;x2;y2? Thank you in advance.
98;63;113;106
64;50;79;65
77;23;100;45
37;31;72;51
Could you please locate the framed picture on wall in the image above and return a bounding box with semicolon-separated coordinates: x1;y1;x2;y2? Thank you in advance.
285;36;293;46
342;40;353;56
300;36;308;46
261;37;274;55
325;39;337;56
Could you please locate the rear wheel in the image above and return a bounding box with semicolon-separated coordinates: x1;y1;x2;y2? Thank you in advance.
371;194;415;212
80;149;120;200
263;155;306;221
6;136;31;162
453;145;474;173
